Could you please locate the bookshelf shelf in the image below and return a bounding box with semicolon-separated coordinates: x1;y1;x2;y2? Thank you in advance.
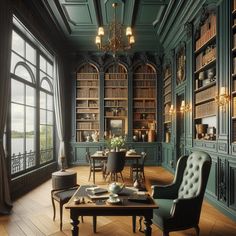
133;64;157;142
194;10;217;141
163;63;172;143
75;63;100;142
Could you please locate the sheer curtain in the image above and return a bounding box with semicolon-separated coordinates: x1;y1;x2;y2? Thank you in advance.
0;0;13;214
53;56;67;168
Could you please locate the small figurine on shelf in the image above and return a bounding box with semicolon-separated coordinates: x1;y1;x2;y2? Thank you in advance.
91;130;99;142
86;134;91;142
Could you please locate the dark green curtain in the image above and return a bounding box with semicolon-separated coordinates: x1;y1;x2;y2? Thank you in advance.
0;0;13;214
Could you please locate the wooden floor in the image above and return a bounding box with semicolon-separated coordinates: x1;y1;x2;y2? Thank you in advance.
0;166;236;236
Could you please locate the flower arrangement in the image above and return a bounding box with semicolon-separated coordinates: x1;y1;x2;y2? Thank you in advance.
110;136;125;150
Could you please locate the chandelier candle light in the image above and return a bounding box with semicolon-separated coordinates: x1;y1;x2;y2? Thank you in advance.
95;2;135;57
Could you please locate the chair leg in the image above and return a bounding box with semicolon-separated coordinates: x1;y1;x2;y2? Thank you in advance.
88;169;92;181
59;203;63;231
120;172;124;182
132;215;136;233
81;216;84;223
93;216;97;233
195;225;200;236
51;195;56;221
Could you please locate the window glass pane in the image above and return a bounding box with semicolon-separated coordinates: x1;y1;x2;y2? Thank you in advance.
40;109;46;124
12;31;24;57
15;65;32;82
47;94;53;110
11;52;23;73
40;55;46;72
11;79;24;104
41;79;51;92
47;126;53;148
26;107;35;133
26;62;36;79
40;125;46;150
26;86;35;106
47;62;53;77
47;111;53;125
40;91;46;109
26;106;36;154
11;103;24;155
26;43;36;65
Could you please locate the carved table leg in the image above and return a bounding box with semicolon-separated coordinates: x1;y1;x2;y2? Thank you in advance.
70;212;80;236
143;216;152;236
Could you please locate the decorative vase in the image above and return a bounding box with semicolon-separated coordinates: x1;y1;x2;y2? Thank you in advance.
115;146;119;152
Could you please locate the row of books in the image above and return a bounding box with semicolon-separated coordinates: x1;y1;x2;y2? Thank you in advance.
105;80;127;87
233;79;236;91
104;100;127;107
195;85;216;104
77;122;99;130
77;74;98;80
105;110;127;116
134;74;156;80
104;88;128;98
234;0;236;11
133;89;156;98
77;80;98;87
164;77;171;87
133;100;155;108
232;120;236;142
105;74;127;80
134;80;156;87
233;34;236;49
164;84;171;94
135;65;155;74
164;93;171;104
77;100;98;107
195;101;216;118
233;97;236;117
195;13;216;51
195;46;216;71
77;89;98;98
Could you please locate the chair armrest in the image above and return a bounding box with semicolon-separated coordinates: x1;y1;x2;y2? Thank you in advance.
151;184;178;199
170;197;201;218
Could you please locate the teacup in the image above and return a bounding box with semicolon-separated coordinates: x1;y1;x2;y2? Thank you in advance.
109;193;118;202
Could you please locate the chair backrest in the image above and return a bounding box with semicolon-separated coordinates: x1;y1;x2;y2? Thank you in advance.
85;151;91;164
178;151;211;199
106;151;126;173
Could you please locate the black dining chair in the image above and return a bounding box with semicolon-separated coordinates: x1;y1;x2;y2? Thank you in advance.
86;151;105;181
130;151;146;182
105;151;126;182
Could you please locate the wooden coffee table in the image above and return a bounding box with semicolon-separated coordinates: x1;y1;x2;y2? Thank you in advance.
66;185;158;236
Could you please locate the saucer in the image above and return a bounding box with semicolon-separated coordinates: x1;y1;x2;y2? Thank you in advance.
107;198;121;204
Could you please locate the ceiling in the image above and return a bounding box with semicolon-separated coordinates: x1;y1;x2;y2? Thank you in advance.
42;0;172;54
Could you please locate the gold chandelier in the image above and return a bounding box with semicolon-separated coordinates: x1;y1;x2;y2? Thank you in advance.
95;2;135;56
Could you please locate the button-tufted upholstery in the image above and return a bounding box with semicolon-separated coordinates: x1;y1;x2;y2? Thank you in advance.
151;151;211;236
178;152;209;199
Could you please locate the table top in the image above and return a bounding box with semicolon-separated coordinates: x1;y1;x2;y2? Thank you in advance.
91;152;141;159
66;185;158;210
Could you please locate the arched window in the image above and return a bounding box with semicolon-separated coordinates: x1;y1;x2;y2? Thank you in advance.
9;21;54;176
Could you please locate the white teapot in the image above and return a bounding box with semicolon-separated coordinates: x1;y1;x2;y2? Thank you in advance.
108;182;124;194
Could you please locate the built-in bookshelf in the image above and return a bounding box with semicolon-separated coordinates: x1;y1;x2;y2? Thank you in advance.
133;64;156;142
104;64;128;138
163;64;172;143
194;10;217;141
232;0;236;142
76;64;99;142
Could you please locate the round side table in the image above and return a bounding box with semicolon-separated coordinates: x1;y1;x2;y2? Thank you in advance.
52;170;77;190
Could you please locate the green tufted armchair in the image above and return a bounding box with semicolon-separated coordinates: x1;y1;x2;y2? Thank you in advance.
151;151;212;236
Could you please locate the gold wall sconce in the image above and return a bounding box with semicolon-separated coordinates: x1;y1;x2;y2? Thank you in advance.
180;100;191;113
215;87;230;111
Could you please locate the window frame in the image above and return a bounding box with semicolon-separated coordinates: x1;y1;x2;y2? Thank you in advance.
8;18;55;178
